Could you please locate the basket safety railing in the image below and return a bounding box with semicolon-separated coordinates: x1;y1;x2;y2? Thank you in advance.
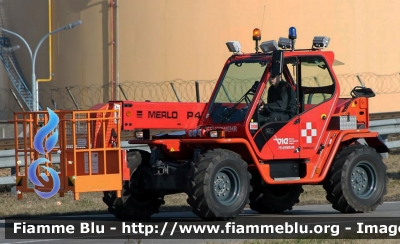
12;108;125;200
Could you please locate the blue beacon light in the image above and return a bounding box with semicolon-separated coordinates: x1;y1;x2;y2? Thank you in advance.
288;27;297;51
289;27;297;40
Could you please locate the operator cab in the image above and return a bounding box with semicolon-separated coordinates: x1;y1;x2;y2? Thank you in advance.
202;27;338;160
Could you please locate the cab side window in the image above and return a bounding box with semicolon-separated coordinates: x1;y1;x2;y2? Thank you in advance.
300;56;334;111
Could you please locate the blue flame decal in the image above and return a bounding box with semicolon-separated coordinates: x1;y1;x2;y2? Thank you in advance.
34;108;59;155
28;158;60;199
29;108;61;199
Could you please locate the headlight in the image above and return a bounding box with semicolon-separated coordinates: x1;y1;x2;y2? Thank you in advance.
209;131;218;138
313;36;330;49
208;130;225;138
226;41;242;53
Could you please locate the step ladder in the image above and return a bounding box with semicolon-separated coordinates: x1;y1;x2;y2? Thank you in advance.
0;37;42;111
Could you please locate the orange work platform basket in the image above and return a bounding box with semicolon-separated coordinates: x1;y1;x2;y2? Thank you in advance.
12;107;128;200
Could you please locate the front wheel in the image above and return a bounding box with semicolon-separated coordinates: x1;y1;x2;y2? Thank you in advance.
187;149;252;220
323;145;388;213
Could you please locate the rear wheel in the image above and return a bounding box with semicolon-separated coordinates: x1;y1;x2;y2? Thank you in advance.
187;149;252;220
323;145;387;213
250;184;303;213
103;150;164;220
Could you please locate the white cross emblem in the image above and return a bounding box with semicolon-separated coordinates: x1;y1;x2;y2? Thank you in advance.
301;122;317;144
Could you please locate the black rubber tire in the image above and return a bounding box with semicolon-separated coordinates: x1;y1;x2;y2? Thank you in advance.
323;145;388;213
102;150;165;220
186;149;252;221
249;184;304;213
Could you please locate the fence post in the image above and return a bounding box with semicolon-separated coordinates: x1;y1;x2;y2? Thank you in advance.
170;82;181;102
66;86;80;110
118;84;128;100
356;75;366;87
195;81;200;102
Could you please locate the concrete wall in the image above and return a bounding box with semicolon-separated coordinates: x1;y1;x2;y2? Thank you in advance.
0;0;399;115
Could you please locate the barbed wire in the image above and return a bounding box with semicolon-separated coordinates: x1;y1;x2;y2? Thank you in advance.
1;72;399;117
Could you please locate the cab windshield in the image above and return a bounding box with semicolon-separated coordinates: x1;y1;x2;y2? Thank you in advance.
206;60;268;124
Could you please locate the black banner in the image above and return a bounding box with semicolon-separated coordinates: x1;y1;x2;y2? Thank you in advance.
5;216;400;239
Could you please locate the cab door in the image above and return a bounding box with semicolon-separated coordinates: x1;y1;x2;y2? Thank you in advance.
250;57;301;160
296;55;336;159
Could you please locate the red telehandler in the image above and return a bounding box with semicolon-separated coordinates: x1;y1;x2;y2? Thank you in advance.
13;27;389;221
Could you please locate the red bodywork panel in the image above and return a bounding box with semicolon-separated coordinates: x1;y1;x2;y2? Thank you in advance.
92;101;207;131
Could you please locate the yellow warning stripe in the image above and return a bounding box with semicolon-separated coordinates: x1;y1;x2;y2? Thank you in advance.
16;176;22;186
68;177;75;186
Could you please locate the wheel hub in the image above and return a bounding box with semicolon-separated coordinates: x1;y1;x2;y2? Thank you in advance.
351;162;376;199
217;181;226;190
214;173;230;195
213;167;240;205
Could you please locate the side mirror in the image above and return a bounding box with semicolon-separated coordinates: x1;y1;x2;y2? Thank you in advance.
351;86;376;98
271;50;283;76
